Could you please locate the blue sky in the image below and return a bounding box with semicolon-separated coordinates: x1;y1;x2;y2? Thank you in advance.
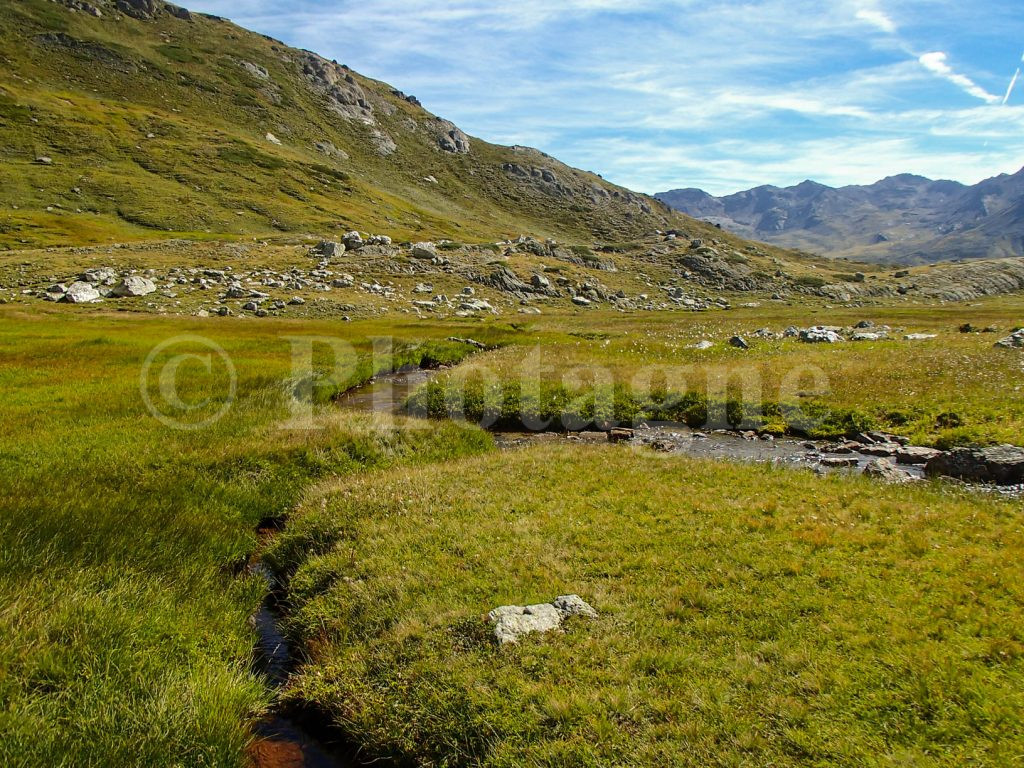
187;0;1024;195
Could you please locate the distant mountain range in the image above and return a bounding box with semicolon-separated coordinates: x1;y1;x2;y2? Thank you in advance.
656;168;1024;264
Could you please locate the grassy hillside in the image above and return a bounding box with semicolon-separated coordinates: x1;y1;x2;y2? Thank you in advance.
0;0;693;250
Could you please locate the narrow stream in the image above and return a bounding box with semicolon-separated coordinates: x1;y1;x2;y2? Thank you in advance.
247;546;358;768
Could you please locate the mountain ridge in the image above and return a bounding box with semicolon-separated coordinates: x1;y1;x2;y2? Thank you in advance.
656;168;1024;264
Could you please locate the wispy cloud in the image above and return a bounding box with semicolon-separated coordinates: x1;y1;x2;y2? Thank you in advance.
855;6;897;34
185;0;1024;193
918;52;1001;104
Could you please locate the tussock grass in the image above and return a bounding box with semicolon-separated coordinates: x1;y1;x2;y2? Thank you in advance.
270;444;1024;766
410;300;1024;446
0;308;490;767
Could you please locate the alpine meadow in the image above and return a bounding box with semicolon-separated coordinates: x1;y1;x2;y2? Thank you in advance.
1;1;1023;767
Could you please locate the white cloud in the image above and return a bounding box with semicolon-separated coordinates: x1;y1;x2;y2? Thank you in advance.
855;7;896;34
918;51;1001;104
183;0;1024;193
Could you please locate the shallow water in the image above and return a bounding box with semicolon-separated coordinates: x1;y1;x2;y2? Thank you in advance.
247;562;357;768
333;367;435;413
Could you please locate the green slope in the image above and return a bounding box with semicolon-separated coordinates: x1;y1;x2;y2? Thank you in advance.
0;0;689;249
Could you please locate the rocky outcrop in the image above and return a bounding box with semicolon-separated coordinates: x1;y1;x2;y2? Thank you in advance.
298;52;374;124
470;265;559;300
925;445;1024;485
116;0;159;20
432;118;470;154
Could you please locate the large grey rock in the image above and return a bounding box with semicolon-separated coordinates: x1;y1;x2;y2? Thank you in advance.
116;0;159;20
896;446;942;465
729;335;749;349
81;267;117;284
110;276;156;297
995;329;1024;349
799;326;843;343
342;231;364;250
489;603;562;646
458;299;494;313
63;281;101;303
165;3;192;21
553;594;598;618
411;242;438;259
863;458;914;484
488;595;597;645
313;240;345;258
925;445;1024;485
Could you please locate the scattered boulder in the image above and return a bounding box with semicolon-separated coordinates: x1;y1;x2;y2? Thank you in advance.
689;340;714;350
81;267;117;284
994;329;1024;349
342;231;364;250
904;333;937;341
863;458;914;483
63;281;101;303
819;456;859;468
240;60;268;80
553;594;599;618
608;428;635;443
895;446;942;465
488;603;562;646
488;594;598;645
531;273;551;290
799;326;843;343
411;242;438;259
571;296;592;307
446;336;486;350
35;156;53;165
110;276;156;297
312;240;344;258
458;299;494;313
728;335;749;349
925;445;1024;485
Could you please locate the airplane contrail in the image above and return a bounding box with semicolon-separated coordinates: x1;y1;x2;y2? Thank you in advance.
1002;51;1024;105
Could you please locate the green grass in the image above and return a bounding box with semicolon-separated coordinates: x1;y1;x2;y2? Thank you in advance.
268;444;1024;767
408;300;1024;446
0;307;492;767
